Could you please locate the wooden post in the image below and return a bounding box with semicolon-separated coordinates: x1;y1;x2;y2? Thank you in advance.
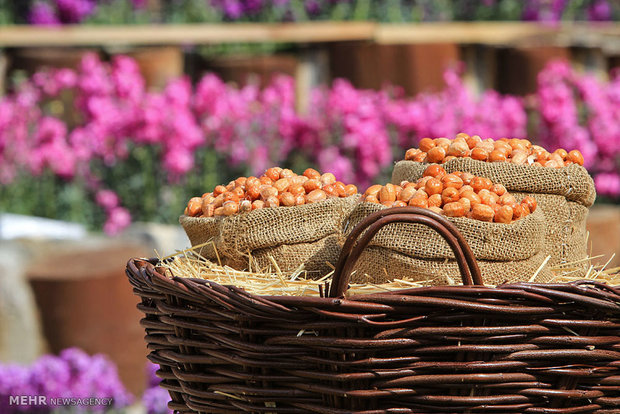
0;49;7;95
296;46;329;114
461;44;497;95
571;46;608;81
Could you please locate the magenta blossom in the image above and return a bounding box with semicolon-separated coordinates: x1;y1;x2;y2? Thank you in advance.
96;189;120;211
595;173;620;198
28;2;60;25
103;207;131;235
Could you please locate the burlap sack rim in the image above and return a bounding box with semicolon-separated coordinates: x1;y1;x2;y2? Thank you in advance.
346;201;545;261
392;159;596;207
352;246;553;285
179;196;360;275
180;195;360;250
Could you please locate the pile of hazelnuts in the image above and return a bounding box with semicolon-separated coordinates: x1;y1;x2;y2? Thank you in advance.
362;165;537;224
184;167;358;218
405;133;584;168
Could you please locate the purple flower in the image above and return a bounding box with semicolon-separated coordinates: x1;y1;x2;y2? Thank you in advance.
30;356;72;400
28;2;60;25
244;0;265;14
305;0;322;16
0;348;132;413
55;0;96;24
60;347;93;376
147;363;161;388
221;0;244;19
142;385;172;414
588;0;612;21
0;364;35;413
522;0;541;21
131;0;148;9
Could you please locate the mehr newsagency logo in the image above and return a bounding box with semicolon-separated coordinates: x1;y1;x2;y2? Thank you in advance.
9;395;114;407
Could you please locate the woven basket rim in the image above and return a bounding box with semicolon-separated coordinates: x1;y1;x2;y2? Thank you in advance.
128;257;620;302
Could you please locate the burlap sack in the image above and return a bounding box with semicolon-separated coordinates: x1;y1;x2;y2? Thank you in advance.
351;248;551;286
392;159;596;206
180;196;359;276
345;202;552;285
392;159;595;268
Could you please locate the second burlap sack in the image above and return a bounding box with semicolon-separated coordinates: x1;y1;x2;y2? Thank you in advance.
180;196;359;277
345;201;552;285
392;158;595;270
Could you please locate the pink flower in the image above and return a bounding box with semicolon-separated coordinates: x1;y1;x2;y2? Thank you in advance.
595;173;620;198
96;190;120;211
163;148;194;178
28;2;60;25
112;55;144;103
103;207;131;235
47;143;77;179
317;147;354;184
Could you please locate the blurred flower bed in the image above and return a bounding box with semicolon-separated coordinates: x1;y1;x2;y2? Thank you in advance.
0;347;173;413
0;53;618;235
0;348;133;413
142;363;170;414
0;0;617;25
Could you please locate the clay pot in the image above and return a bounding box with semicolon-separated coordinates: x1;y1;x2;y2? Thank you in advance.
586;205;620;269
329;42;461;96
26;242;150;397
203;53;299;88
496;46;571;95
119;46;184;90
8;47;97;74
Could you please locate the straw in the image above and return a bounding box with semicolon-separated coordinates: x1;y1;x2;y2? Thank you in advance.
159;244;619;297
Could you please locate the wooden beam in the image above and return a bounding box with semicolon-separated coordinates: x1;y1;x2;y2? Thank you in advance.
0;22;617;49
375;22;620;49
0;22;377;47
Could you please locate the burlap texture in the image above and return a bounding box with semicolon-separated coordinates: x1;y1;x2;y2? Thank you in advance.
392;159;596;207
512;192;589;267
347;202;544;261
350;248;552;286
180;196;359;276
250;234;343;276
391;159;593;268
345;202;550;285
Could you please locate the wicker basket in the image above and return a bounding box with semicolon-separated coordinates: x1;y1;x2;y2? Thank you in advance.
126;207;620;413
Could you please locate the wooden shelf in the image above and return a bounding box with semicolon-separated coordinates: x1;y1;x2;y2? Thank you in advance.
376;22;620;52
0;22;376;47
0;22;617;51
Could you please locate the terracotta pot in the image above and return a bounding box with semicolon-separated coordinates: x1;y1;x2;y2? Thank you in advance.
586;205;620;269
203;54;299;88
329;42;461;96
8;47;98;74
26;242;150;397
495;46;571;95
118;46;184;90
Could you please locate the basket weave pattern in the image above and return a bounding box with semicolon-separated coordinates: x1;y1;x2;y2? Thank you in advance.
127;208;620;414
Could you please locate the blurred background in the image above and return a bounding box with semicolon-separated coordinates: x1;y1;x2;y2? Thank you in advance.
0;1;619;413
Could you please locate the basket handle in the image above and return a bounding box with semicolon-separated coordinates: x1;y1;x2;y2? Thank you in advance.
329;206;482;298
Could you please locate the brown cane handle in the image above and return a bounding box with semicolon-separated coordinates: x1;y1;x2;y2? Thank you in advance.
329;207;482;298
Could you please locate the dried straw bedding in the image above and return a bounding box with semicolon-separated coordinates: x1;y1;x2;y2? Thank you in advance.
159;247;619;298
